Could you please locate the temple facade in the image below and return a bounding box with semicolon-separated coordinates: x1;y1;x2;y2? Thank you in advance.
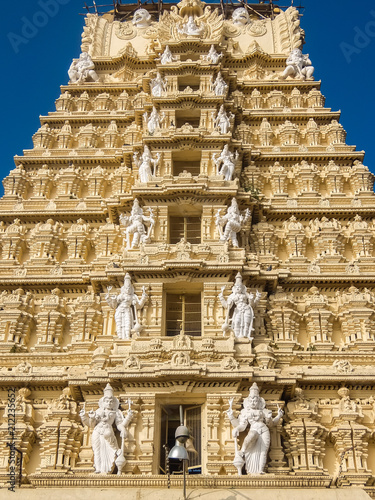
1;1;375;498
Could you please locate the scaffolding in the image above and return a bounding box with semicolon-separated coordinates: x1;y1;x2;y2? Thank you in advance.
82;0;304;21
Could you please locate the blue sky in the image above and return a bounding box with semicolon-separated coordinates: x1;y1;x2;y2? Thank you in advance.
1;0;374;196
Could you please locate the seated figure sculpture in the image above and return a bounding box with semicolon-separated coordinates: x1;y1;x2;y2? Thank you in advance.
150;72;168;97
119;198;155;249
212;105;234;134
143;106;165;135
219;272;261;340
133;145;161;183
211;72;228;96
213;145;238;181
105;273;148;340
68;52;99;84
159;45;178;65
280;48;314;81
227;383;283;474
178;15;205;36
215;198;250;247
80;384;134;474
203;45;222;64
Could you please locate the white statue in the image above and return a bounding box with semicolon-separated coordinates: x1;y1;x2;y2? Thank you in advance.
105;273;148;340
219;272;261;340
132;8;152;28
213;145;238;181
227;383;283;474
215;198;250;247
280;48;314;81
119;198;155;249
143;106;165;135
68;52;99;84
150;72;168;97
211;72;228;96
80;384;134;474
133;145;161;183
159;45;177;65
212;105;234;134
203;45;222;64
232;7;250;26
177;15;205;36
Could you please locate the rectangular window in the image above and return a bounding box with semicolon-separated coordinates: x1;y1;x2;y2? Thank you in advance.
169;216;201;244
166;293;201;336
159;404;202;475
172;150;201;176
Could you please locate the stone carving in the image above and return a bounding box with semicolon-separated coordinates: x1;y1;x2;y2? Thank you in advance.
280;48;314;81
80;384;134;474
213;145;238;180
177;15;205;36
105;273;148;340
219;272;261;340
132;8;152;29
143;106;165;135
211;72;228;96
158;45;177;64
227;383;283;474
133;145;161;183
215;198;251;247
150;72;167;97
68;52;99;84
333;359;354;374
203;45;222;64
119;198;155;249
232;7;250;26
212;105;234;134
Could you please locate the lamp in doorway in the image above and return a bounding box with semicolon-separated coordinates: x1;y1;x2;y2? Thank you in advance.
168;405;190;500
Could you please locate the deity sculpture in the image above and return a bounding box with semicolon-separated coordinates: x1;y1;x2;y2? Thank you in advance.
227;383;283;474
232;7;250;26
105;273;148;340
133;145;161;183
132;8;152;29
211;72;228;96
280;48;314;81
219;272;261;340
68;52;99;84
203;45;222;64
212;105;234;134
215;198;251;247
159;45;178;65
119;198;155;249
150;72;168;97
177;15;205;36
213;145;238;181
143;106;165;135
80;384;134;474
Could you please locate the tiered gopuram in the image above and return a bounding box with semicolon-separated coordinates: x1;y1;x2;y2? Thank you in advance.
1;1;375;499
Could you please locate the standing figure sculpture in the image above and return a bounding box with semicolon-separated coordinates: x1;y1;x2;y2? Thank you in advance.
119;198;155;249
215;198;250;247
280;48;314;81
227;383;283;474
211;72;228;96
133;145;161;183
159;45;177;65
213;145;238;181
219;272;261;340
212;105;234;134
80;384;134;474
150;72;168;97
203;45;222;64
143;106;165;135
105;273;148;340
68;52;99;84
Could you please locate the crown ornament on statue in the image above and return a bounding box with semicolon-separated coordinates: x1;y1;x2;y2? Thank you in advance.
103;383;114;398
249;382;260;397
